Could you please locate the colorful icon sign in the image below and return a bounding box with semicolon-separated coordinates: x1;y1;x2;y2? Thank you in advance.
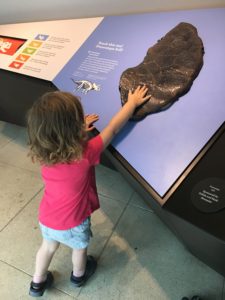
35;34;49;41
9;61;24;69
22;47;37;55
16;54;30;62
29;41;42;48
0;36;26;56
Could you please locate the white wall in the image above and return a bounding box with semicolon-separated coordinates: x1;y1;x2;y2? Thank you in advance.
1;0;225;24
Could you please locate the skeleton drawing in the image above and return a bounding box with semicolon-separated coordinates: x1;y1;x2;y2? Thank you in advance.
71;79;101;94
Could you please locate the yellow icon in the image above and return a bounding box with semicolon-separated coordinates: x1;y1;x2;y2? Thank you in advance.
29;41;42;48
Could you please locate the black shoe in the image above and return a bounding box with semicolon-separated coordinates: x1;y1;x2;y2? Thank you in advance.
181;298;189;300
70;255;97;287
29;271;54;297
191;296;202;300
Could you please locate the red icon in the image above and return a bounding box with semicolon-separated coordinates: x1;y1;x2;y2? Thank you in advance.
9;61;24;69
0;36;26;56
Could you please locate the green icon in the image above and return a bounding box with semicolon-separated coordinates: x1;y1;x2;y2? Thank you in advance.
22;47;37;55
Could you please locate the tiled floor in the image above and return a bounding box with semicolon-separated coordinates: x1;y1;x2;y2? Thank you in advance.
0;120;224;300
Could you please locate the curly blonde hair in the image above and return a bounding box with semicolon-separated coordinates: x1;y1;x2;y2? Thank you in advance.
27;91;87;165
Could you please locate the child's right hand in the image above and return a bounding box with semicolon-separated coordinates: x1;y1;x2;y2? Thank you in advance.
100;85;151;149
127;85;151;108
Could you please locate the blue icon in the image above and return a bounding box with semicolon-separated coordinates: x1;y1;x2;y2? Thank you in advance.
35;34;49;41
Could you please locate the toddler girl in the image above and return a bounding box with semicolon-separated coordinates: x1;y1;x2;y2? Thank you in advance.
27;86;150;297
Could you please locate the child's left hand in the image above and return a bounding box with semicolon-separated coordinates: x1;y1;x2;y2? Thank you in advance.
85;114;99;131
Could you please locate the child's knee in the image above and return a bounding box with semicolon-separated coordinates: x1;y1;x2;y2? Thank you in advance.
43;240;59;253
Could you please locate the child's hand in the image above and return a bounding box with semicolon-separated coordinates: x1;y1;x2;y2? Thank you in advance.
128;85;151;108
85;114;99;131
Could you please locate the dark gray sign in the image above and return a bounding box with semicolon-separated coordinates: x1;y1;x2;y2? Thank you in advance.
191;178;225;213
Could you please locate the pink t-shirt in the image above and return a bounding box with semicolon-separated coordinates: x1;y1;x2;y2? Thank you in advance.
39;135;103;230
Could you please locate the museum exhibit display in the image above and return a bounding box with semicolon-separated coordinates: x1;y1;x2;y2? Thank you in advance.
119;22;204;120
1;7;225;277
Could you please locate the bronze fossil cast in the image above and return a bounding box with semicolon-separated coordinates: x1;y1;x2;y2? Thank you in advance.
119;22;204;120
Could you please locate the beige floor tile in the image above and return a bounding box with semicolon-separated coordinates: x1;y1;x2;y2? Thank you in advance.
0;261;74;300
0;192;126;298
0;121;24;148
129;191;153;212
0;126;40;174
0;161;43;230
78;205;223;300
96;164;134;203
0;191;43;273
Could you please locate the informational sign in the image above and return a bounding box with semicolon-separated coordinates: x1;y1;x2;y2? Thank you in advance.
191;178;225;213
0;18;103;80
53;8;225;198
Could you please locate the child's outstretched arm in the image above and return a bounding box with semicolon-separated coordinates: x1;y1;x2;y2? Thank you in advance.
100;85;151;149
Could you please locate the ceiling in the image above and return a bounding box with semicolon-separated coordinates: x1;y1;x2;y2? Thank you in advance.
1;0;225;25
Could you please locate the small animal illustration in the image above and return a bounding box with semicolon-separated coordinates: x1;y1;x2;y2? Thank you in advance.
71;79;101;94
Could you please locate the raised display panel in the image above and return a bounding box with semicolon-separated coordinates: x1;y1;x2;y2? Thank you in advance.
53;8;225;199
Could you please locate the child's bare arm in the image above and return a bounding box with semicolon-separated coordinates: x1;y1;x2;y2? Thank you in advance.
100;86;151;149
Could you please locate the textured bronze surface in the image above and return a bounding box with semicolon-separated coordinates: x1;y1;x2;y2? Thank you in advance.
119;22;204;120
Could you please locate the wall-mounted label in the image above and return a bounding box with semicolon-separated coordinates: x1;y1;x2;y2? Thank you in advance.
0;18;103;80
191;178;225;213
